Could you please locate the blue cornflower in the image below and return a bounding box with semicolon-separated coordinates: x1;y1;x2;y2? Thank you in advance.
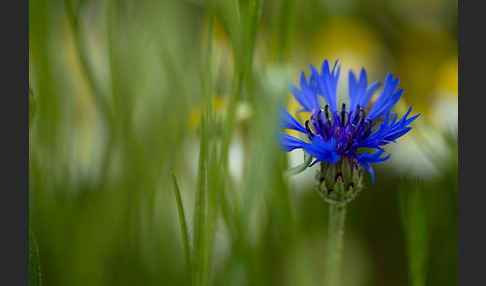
280;60;420;183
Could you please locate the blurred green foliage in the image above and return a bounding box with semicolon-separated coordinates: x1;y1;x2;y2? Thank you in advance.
29;0;457;285
29;227;42;286
398;181;429;286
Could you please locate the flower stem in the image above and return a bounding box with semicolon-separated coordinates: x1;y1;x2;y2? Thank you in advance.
326;203;346;286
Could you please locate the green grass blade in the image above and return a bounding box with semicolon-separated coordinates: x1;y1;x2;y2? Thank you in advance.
284;152;312;177
398;181;429;286
193;111;207;286
246;0;263;72
191;11;218;286
171;172;192;276
219;0;263;166
63;0;112;122
29;86;36;127
29;228;42;286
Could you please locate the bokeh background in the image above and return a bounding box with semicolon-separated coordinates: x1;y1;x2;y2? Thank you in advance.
29;0;457;285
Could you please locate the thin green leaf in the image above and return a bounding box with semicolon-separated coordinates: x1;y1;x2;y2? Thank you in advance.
284;152;313;177
398;181;429;286
171;172;192;276
29;228;42;286
29;86;36;127
192;12;215;286
193;110;208;286
64;0;113;122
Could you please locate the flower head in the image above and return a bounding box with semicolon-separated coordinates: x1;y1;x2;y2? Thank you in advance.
280;60;420;186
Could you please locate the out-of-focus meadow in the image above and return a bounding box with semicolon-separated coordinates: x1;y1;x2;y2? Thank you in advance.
29;0;457;285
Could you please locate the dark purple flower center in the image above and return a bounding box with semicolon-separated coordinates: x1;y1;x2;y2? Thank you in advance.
304;104;374;155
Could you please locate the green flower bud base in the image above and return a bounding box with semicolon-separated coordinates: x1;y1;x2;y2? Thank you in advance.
316;159;364;206
316;159;365;286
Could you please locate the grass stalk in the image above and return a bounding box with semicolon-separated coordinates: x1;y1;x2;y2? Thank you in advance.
29;228;42;286
171;172;192;277
64;0;117;188
398;182;428;286
325;204;346;286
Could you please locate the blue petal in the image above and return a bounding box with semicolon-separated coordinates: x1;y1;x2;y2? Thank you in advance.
348;70;361;113
355;150;390;183
367;73;403;120
359;80;380;109
348;68;381;115
279;106;307;134
367;164;375;183
301;137;339;164
357;106;419;150
318;60;341;114
289;70;320;112
279;132;306;152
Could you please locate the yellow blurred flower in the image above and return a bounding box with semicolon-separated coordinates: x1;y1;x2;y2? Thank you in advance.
312;17;384;74
435;57;458;96
395;28;455;115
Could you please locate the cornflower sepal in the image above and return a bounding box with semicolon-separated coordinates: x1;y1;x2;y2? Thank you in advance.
316;158;364;207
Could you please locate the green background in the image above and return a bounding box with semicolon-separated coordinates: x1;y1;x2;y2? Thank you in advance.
29;0;457;285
